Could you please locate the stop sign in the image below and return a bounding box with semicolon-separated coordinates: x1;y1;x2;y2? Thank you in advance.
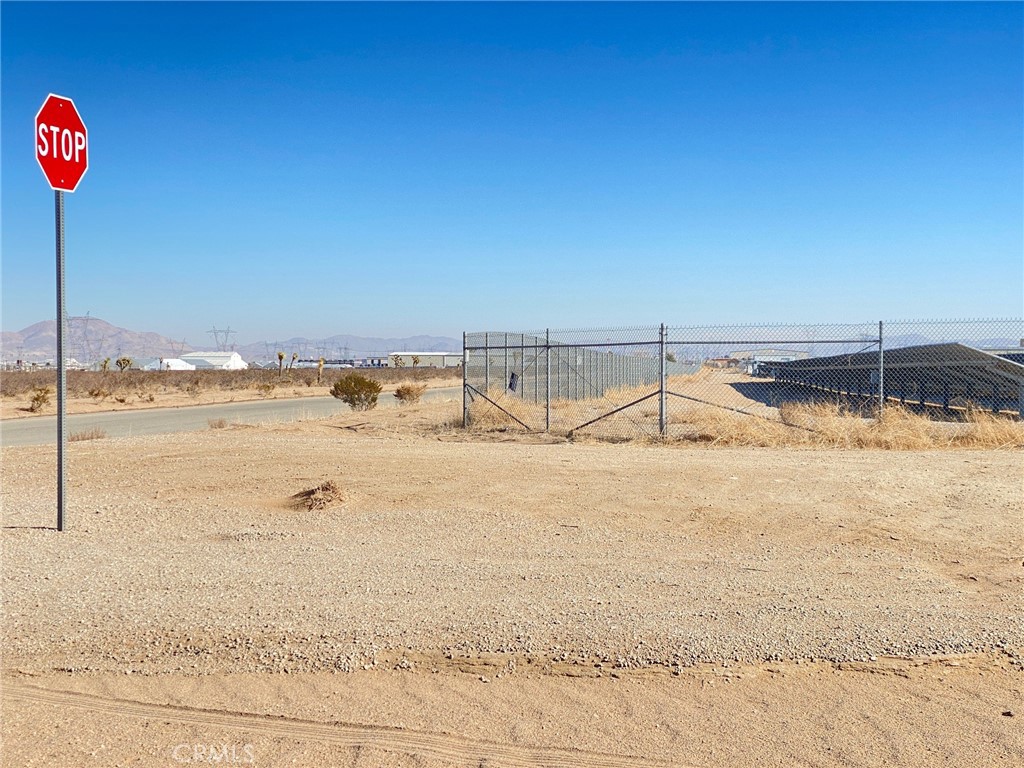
35;93;88;192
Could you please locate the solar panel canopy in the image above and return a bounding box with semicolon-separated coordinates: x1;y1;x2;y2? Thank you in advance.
764;343;1023;415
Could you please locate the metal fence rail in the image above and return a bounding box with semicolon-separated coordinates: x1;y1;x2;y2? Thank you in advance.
462;319;1024;438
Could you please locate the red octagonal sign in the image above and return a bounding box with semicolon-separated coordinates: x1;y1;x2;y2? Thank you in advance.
35;93;88;193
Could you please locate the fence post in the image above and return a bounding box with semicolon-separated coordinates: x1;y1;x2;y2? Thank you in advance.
462;331;468;428
545;329;551;432
533;335;539;404
504;333;509;392
878;321;884;414
521;334;526;399
659;323;667;435
484;332;490;394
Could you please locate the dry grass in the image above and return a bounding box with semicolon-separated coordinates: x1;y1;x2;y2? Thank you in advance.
69;427;107;442
208;418;230;430
463;376;1023;449
948;406;1024;449
671;402;1024;450
466;390;545;431
598;372;706;405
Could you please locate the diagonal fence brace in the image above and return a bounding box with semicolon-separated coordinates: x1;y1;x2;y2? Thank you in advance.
464;383;534;431
568;390;661;435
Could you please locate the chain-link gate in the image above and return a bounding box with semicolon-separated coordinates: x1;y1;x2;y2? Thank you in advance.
463;319;1023;439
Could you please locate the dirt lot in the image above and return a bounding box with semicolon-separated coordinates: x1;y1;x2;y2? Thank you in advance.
2;398;1022;767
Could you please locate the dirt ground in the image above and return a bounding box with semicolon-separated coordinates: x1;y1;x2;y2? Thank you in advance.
2;397;1022;767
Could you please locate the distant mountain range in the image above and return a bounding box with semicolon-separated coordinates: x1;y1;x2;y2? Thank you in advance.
2;318;194;364
0;317;461;364
2;317;1017;365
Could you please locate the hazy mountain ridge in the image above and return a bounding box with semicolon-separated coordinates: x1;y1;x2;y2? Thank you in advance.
1;318;461;363
2;318;1015;364
2;318;195;363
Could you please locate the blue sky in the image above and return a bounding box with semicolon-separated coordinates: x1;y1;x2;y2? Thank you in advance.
2;2;1021;343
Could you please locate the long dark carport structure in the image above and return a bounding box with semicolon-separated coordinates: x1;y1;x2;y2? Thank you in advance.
763;343;1024;416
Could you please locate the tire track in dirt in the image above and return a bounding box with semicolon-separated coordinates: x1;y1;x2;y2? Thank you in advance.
6;682;684;768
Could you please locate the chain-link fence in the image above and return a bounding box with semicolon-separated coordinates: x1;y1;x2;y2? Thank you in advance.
462;319;1023;439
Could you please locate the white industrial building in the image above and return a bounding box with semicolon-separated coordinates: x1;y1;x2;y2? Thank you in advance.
135;358;196;371
179;351;248;370
386;352;462;368
162;358;197;371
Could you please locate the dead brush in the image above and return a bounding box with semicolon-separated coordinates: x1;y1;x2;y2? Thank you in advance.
87;387;111;401
290;480;343;511
69;427;107;442
394;383;427;405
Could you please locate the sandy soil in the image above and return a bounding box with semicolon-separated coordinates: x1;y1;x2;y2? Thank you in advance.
2;398;1022;767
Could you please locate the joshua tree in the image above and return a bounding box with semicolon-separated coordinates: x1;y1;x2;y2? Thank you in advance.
289;352;298;371
115;356;132;372
392;355;405;368
317;357;325;385
100;357;110;372
277;351;285;378
411;355;421;368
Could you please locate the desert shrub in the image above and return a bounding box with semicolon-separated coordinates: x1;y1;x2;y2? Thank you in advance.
87;387;111;401
208;418;229;429
28;386;52;412
331;374;383;411
394;383;427;405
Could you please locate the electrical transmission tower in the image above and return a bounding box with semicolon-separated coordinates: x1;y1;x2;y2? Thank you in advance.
207;326;238;352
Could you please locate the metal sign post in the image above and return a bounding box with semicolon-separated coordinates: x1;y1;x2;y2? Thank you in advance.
36;93;88;532
55;191;67;531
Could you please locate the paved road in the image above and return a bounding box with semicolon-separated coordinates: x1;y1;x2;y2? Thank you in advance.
1;386;461;447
